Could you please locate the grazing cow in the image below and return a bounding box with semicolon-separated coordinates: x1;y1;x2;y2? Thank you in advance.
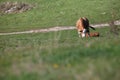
76;17;99;37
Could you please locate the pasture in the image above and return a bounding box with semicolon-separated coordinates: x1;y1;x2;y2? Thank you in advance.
0;0;120;80
0;0;120;32
0;28;120;80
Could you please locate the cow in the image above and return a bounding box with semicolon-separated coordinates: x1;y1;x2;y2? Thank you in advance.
76;17;99;37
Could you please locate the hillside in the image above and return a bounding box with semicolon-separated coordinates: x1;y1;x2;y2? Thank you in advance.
0;0;120;32
0;0;120;80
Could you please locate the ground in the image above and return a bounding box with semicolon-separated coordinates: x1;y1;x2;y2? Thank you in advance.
0;0;120;80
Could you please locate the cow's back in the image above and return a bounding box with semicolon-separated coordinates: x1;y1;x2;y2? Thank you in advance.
76;17;90;31
76;18;85;31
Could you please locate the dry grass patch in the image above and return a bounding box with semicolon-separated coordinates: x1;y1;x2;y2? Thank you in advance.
0;2;34;14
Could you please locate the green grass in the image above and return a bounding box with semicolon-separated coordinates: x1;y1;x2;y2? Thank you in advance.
0;27;120;80
0;0;120;32
0;0;120;80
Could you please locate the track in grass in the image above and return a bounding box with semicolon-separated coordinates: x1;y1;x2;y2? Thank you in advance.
0;20;120;35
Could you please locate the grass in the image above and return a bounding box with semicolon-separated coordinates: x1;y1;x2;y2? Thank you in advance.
0;27;120;80
0;0;120;80
0;0;120;32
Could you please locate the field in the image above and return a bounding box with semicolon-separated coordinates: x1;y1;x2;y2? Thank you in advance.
0;0;120;32
0;0;120;80
0;28;120;80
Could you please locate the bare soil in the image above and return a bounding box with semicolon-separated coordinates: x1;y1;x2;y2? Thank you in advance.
0;2;34;14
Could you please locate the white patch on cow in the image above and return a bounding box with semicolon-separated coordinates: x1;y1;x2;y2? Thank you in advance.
81;33;85;37
83;29;87;33
81;29;87;37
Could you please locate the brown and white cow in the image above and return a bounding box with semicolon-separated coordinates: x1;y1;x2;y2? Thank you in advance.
76;17;99;37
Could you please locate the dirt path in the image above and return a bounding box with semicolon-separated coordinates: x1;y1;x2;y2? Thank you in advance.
0;20;120;35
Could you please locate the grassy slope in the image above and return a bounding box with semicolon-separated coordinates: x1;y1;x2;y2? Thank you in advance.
0;27;120;80
0;0;120;32
0;0;120;80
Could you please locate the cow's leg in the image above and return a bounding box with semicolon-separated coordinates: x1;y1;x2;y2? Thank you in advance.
78;31;81;37
87;32;90;37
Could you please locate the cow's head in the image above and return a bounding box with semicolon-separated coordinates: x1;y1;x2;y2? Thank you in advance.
80;29;87;37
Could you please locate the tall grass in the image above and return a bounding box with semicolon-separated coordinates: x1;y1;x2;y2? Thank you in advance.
0;0;120;79
0;27;120;80
0;0;120;32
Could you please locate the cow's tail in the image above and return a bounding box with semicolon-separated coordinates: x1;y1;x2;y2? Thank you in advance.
89;26;96;30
